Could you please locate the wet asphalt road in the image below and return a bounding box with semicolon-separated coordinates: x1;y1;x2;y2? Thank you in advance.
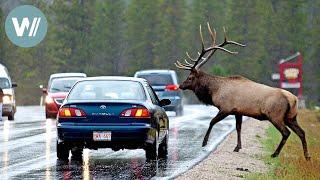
0;105;236;179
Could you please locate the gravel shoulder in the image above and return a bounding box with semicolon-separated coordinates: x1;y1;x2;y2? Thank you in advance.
177;118;269;179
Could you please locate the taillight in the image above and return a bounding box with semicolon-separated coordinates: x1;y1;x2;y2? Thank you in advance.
120;108;150;118
58;107;86;118
165;84;179;91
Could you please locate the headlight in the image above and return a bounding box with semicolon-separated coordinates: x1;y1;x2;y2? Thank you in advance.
45;96;54;104
3;95;12;104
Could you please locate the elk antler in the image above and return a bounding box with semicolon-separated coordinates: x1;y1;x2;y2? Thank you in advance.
175;22;246;71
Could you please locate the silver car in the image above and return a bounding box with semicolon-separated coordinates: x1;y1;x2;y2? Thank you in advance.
134;70;183;116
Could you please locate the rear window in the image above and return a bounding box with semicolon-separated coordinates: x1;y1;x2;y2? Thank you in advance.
68;80;146;101
49;78;80;93
137;74;173;86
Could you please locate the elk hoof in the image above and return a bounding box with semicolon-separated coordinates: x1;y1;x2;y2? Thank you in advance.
271;153;278;158
233;146;241;152
202;140;208;147
305;156;311;161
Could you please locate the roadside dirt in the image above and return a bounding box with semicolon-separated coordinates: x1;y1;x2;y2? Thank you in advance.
176;118;269;179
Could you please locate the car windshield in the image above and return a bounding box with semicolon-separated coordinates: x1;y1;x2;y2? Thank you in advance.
49;78;79;93
68;80;146;101
137;74;173;86
0;78;10;89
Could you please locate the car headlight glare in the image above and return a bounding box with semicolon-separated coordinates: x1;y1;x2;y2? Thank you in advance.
45;96;54;104
2;96;12;104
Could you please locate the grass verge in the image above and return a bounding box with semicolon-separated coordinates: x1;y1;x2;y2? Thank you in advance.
247;109;320;180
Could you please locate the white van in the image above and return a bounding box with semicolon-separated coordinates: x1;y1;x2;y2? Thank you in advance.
0;63;17;120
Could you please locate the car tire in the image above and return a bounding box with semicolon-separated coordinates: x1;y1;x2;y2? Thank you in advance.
158;134;168;159
46;112;55;119
145;132;158;160
71;147;83;160
57;141;70;160
8;112;14;120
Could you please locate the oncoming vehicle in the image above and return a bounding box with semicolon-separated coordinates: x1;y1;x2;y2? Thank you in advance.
0;64;17;120
134;70;183;116
43;73;86;119
56;77;170;160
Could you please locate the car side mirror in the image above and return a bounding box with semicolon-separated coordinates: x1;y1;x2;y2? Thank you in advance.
160;99;171;107
12;82;18;88
42;88;48;94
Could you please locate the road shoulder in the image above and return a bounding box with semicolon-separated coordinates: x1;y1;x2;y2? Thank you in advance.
177;118;269;179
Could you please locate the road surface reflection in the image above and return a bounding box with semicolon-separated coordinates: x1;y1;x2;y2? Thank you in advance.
0;105;236;179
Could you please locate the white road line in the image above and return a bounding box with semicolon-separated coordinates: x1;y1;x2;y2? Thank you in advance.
0;131;56;153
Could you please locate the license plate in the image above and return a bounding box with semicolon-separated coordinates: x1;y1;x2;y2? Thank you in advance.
93;131;111;141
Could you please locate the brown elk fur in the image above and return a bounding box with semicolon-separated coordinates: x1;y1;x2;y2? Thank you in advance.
176;23;310;160
179;69;310;160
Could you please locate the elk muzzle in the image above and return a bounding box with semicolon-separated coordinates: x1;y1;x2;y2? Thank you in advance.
178;83;188;90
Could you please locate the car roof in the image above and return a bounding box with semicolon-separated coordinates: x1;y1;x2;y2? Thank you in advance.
49;73;87;78
51;76;83;81
134;69;175;74
77;76;148;83
0;64;9;78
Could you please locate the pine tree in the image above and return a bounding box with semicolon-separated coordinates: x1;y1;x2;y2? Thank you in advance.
153;0;186;69
52;0;95;72
90;0;125;76
125;0;160;74
0;8;5;60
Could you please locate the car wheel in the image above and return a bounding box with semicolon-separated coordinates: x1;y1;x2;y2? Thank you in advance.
46;112;55;119
145;131;158;160
71;147;83;160
57;141;70;160
8;112;14;120
158;133;168;159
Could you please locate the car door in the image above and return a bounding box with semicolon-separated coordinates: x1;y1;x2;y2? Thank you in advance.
146;85;169;140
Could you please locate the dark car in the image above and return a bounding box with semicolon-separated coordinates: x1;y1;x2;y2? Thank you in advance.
134;70;183;116
43;73;86;119
56;76;170;160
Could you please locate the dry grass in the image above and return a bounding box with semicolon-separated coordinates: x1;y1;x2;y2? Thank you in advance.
247;109;320;180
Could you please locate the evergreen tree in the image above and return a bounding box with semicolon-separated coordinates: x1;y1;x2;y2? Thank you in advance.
125;0;160;74
0;8;5;61
153;0;186;69
0;0;319;106
52;0;95;72
90;0;125;75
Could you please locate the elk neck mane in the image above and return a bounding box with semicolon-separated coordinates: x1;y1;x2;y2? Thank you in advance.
193;71;219;105
193;71;249;106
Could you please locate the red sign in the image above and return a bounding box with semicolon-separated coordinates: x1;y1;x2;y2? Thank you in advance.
279;52;303;97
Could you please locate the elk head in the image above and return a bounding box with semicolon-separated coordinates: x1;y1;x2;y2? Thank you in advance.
175;22;246;91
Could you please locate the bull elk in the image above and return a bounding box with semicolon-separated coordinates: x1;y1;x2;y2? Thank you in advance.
175;22;310;160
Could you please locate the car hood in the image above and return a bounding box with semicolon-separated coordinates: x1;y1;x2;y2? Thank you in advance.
47;92;68;98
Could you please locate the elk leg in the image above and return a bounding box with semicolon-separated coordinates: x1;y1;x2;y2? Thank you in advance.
234;115;242;152
286;117;311;160
270;121;291;158
202;112;228;147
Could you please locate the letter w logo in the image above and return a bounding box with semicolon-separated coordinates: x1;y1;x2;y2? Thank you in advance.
12;17;41;37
